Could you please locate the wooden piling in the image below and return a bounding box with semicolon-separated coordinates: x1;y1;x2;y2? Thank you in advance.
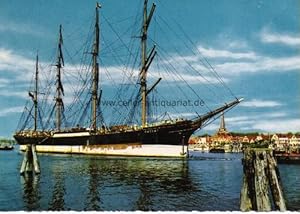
240;175;252;211
266;152;286;211
20;144;40;175
253;151;271;211
32;144;40;174
20;145;30;175
240;149;286;211
180;135;186;156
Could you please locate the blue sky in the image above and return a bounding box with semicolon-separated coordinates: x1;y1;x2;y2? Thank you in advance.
0;0;299;137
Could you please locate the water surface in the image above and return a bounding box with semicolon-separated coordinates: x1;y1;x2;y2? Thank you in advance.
0;147;299;211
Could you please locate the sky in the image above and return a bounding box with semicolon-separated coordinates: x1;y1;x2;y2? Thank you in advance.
0;0;299;138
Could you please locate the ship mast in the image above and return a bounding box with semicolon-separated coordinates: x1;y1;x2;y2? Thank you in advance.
28;53;40;131
34;54;39;131
140;0;156;127
55;25;64;131
91;3;101;131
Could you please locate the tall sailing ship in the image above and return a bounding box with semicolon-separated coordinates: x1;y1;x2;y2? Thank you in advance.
14;1;243;157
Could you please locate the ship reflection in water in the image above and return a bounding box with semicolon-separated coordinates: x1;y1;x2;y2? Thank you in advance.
21;174;41;210
21;155;196;211
48;164;66;210
11;152;299;211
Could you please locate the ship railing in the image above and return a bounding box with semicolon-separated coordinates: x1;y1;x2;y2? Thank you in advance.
149;118;187;127
53;127;91;133
16;130;51;137
92;118;189;134
97;124;145;134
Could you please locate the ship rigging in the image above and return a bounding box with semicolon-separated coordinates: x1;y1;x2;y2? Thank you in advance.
14;0;243;157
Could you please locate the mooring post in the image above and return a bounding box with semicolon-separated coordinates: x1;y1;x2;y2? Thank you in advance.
240;174;252;211
187;137;189;158
240;149;286;211
266;151;286;211
20;144;40;175
253;151;271;211
181;135;185;156
31;144;40;174
20;145;31;175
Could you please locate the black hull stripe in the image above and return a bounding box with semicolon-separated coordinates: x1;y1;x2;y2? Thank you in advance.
15;129;195;146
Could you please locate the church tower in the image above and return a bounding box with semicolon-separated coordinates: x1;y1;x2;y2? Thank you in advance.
218;112;228;134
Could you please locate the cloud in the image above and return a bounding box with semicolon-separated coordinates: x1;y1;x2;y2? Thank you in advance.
97;62;226;85
0;47;219;90
226;116;255;126
0;78;10;88
226;40;249;49
0;20;46;37
215;55;300;74
202;111;291;133
0;48;34;74
197;30;300;74
260;29;300;46
226;112;287;123
3;31;299;103
202;123;219;131
0;48;56;99
150;69;229;85
252;119;300;133
0;78;9;84
239;99;282;108
266;112;287;118
198;46;257;60
160;44;300;77
157;53;230;85
0;106;24;117
99;65;138;84
0;90;27;99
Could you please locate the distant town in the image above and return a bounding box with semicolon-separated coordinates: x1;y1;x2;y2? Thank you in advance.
189;113;300;153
